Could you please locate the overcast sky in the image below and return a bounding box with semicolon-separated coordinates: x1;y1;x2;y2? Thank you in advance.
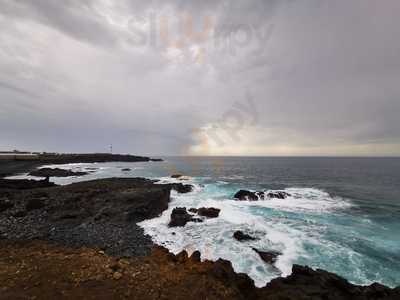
1;0;399;156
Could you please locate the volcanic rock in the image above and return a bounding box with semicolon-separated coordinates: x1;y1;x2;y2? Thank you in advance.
266;191;291;199
169;207;194;227
197;207;220;218
252;248;282;265
29;168;88;178
188;208;198;214
0;178;172;257
0;179;56;190
233;231;257;241
166;183;193;194
234;190;259;201
234;190;291;201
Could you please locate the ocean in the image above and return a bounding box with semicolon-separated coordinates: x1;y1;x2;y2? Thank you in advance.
8;157;400;288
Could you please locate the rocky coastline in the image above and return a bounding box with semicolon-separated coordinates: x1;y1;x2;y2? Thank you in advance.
0;153;162;178
0;163;399;299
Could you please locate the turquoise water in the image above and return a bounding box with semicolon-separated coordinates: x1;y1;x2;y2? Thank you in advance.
8;157;400;288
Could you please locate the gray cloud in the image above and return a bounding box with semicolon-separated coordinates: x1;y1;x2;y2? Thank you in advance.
0;0;399;156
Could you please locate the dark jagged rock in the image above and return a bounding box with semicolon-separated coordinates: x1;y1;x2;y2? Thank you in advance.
29;168;88;178
234;190;259;201
166;183;193;194
233;230;257;241
190;250;201;262
234;190;291;201
169;207;194;227
0;198;14;212
0;179;56;190
267;191;291;199
197;207;220;218
189;208;198;214
0;178;171;257
252;248;282;265
260;264;400;299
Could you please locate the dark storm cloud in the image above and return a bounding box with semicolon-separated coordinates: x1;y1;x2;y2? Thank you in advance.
0;0;399;155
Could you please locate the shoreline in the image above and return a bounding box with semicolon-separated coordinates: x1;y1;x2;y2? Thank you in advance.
0;160;399;299
0;153;162;178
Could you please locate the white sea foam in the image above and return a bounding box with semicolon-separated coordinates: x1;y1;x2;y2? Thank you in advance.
232;188;353;213
139;184;340;286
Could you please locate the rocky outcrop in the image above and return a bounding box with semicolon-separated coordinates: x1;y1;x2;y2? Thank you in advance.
234;190;291;201
36;153;159;164
166;183;193;194
197;207;220;218
266;191;291;199
233;230;257;241
0;178;56;190
252;248;282;265
169;207;202;227
259;264;400;299
0;178;171;257
234;190;260;201
169;207;220;227
29;168;88;177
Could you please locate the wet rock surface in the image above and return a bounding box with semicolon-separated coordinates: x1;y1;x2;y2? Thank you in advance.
169;207;220;227
0;178;171;256
197;207;220;218
252;248;282;265
234;190;260;201
233;230;257;241
234;190;291;201
29;168;89;177
165;183;193;194
266;191;291;199
168;207;203;227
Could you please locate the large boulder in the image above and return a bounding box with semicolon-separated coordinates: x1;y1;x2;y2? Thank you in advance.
167;183;193;194
29;168;88;178
233;231;257;241
252;248;282;265
234;190;259;201
169;207;201;227
197;207;220;218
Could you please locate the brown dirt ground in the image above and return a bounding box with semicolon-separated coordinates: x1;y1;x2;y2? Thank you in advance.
0;240;250;300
